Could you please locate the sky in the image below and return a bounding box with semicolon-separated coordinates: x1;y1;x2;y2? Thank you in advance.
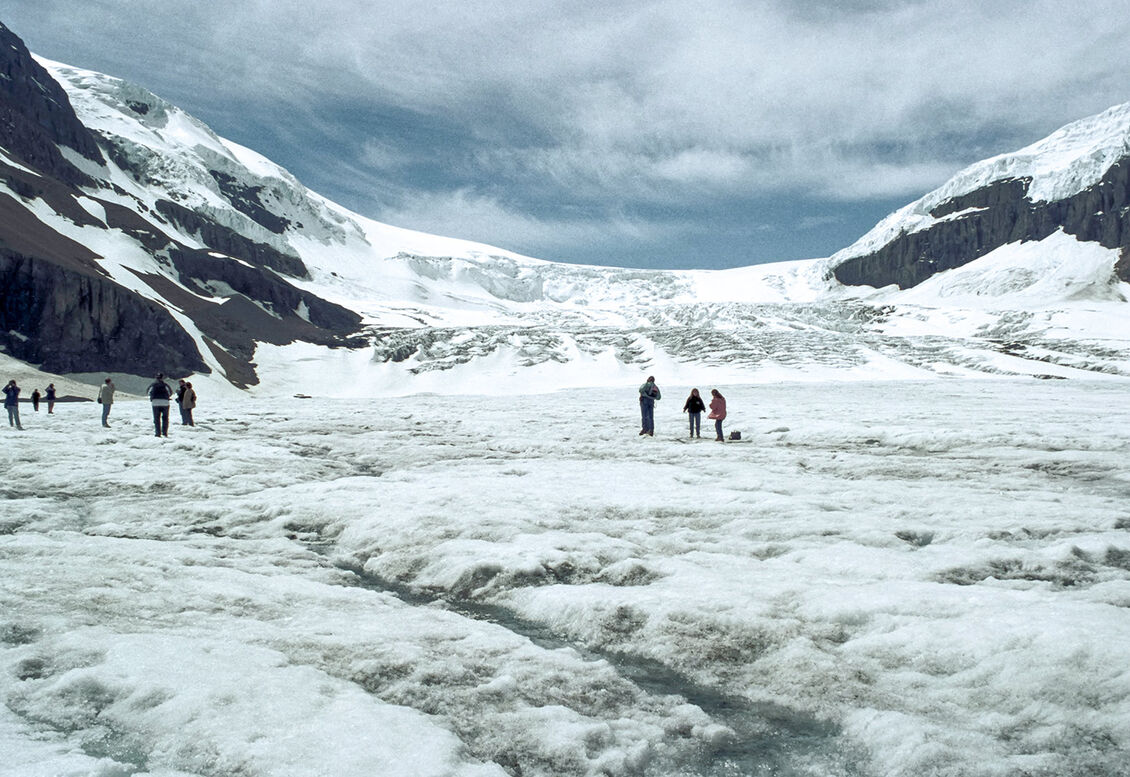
5;1;1130;270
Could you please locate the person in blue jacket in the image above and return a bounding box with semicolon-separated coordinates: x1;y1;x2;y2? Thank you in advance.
638;376;661;436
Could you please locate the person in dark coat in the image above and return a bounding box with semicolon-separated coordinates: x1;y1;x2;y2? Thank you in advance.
3;380;22;430
638;376;661;436
45;384;56;414
683;388;705;438
176;379;189;425
148;373;172;437
31;389;41;412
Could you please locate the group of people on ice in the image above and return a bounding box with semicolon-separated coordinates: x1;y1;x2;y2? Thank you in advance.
98;374;197;436
637;376;728;440
4;374;197;436
130;374;197;436
4;381;58;430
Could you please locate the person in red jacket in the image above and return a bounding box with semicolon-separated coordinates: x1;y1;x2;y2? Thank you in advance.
708;389;727;441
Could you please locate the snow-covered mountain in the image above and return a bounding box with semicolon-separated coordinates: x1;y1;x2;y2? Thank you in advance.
832;103;1130;290
1;20;1128;398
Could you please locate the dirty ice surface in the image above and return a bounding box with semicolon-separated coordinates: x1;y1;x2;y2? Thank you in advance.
2;380;1129;777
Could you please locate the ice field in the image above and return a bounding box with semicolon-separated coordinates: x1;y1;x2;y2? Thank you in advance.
2;379;1130;777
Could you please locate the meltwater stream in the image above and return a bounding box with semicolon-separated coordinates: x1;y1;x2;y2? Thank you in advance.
334;560;866;777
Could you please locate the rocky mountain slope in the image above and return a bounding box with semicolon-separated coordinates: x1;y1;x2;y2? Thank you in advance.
832;104;1130;289
1;20;1128;396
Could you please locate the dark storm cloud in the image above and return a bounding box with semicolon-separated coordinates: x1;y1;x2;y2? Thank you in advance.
5;0;1130;268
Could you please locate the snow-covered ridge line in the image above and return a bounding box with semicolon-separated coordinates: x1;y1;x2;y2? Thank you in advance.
36;56;546;268
834;102;1130;263
40;54;780;311
37;52;849;315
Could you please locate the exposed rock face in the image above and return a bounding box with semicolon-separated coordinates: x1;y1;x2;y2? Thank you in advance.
0;147;362;381
1117;248;1130;283
0;22;103;185
0;248;207;376
154;199;309;277
0;155;206;375
208;171;292;235
168;247;357;335
833;159;1130;289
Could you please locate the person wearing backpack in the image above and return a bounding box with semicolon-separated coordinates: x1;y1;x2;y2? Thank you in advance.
148;373;173;437
638;376;661;436
97;377;116;427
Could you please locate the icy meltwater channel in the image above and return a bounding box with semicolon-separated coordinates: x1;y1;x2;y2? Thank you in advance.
2;380;1129;777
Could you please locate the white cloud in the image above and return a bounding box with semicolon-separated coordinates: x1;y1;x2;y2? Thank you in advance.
253;0;1129;203
374;188;674;261
359;139;413;172
650;148;754;186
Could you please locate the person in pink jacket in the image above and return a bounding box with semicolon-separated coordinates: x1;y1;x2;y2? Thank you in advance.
707;389;727;441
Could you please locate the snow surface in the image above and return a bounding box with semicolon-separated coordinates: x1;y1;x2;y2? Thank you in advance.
2;380;1129;777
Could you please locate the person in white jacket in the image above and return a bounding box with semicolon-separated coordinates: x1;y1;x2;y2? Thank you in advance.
97;377;115;428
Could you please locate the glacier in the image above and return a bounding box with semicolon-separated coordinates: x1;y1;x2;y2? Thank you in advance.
3;382;1130;776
